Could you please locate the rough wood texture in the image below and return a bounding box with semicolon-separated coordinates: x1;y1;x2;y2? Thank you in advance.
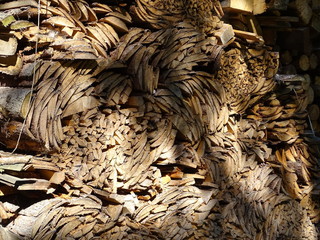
0;36;17;56
0;0;319;239
0;87;30;118
291;0;313;24
221;0;254;13
222;0;266;14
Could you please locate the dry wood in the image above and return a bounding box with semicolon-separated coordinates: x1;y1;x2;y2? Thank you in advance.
298;54;310;71
0;0;37;10
221;0;254;13
0;0;319;239
214;24;235;45
290;0;313;25
253;0;267;14
0;87;30;118
234;29;264;42
0;36;17;56
222;0;266;14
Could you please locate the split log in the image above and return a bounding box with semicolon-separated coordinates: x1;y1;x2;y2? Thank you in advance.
0;55;22;76
0;0;319;239
0;1;131;62
0;87;30;119
289;0;313;25
214;23;235;45
221;0;255;13
299;54;310;71
0;36;17;56
221;0;267;14
234;29;264;43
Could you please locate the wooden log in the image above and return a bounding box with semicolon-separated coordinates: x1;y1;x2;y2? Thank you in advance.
289;0;313;25
0;36;17;56
267;0;289;10
0;120;47;152
0;0;319;239
233;29;264;43
0;87;30;119
214;24;235;45
253;0;267;14
221;0;254;13
221;0;266;14
0;0;37;10
0;55;22;75
307;87;315;106
298;54;310;72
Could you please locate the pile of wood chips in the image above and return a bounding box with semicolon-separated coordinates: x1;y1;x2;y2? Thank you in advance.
0;0;320;239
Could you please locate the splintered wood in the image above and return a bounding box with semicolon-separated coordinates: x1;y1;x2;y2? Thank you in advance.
0;0;320;239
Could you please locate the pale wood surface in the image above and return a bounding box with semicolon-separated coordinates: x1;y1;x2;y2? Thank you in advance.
0;0;319;239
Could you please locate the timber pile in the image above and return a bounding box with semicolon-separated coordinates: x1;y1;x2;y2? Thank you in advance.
0;0;319;239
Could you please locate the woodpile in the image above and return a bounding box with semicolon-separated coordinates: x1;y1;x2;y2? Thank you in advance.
0;0;320;239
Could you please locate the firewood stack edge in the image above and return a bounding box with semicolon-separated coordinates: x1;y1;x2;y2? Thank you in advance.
0;0;319;239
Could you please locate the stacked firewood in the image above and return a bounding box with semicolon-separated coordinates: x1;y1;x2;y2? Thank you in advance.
0;0;320;239
0;0;131;61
